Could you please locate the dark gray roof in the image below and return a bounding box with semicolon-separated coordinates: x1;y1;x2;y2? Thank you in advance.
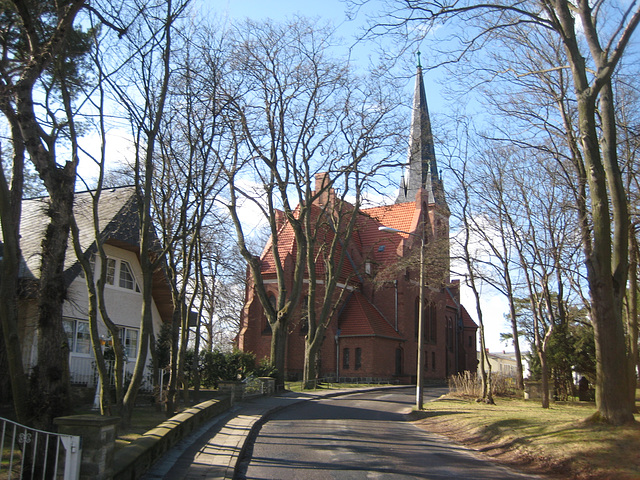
10;187;137;280
396;66;447;208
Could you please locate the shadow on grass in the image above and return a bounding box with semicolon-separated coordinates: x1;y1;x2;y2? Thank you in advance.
408;410;467;421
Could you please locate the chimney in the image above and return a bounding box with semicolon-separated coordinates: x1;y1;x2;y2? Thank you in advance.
274;209;285;231
314;172;335;206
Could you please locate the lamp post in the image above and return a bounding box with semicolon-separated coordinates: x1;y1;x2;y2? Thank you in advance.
378;225;425;410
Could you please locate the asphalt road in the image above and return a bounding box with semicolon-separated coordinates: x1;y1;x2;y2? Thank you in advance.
236;387;540;480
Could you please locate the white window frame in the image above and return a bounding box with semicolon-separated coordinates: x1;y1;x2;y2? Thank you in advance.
117;327;139;359
63;318;92;356
119;260;140;291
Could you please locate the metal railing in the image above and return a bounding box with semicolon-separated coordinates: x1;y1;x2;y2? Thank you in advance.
242;375;264;399
0;416;81;480
68;356;153;391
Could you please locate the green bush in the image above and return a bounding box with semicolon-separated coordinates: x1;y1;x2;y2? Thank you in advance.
198;349;257;388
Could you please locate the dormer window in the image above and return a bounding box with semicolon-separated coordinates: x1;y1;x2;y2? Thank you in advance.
80;254;140;292
106;258;116;285
119;260;139;291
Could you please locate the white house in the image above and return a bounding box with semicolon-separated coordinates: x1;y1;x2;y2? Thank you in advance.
480;350;522;378
15;187;173;390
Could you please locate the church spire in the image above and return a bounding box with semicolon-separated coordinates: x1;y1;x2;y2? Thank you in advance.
396;55;444;206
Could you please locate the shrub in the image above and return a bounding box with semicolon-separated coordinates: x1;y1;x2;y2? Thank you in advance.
448;372;520;397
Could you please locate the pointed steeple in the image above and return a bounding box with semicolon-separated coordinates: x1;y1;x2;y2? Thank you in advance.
396;55;445;207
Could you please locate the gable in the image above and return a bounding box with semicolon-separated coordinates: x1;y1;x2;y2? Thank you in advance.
338;291;403;340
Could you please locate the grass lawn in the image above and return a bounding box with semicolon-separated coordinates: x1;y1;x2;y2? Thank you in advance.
412;393;640;480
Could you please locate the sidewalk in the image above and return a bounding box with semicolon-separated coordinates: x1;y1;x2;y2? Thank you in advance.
142;387;382;480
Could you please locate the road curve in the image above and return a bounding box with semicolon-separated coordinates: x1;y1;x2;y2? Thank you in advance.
237;387;542;480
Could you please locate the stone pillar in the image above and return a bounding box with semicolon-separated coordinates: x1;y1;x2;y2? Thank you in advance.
54;414;119;480
523;380;542;400
218;381;245;403
258;377;275;395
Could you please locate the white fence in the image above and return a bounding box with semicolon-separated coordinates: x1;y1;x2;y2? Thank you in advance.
0;416;81;480
68;356;153;391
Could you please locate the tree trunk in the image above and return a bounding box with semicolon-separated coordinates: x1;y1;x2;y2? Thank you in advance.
506;294;525;391
31;186;75;428
539;349;550;409
303;341;320;389
270;320;287;388
630;231;640;411
166;306;181;415
561;12;634;422
0;198;29;423
0;114;28;421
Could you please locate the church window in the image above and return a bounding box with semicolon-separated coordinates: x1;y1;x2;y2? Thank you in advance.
429;303;437;342
395;348;403;375
343;348;350;369
432;351;436;371
355;348;362;370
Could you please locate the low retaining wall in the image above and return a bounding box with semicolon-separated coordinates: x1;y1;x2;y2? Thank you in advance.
113;396;232;480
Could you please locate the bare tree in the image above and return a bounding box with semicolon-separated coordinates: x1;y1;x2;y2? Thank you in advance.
223;17;403;388
0;0;92;428
358;0;640;424
98;0;190;427
152;20;229;413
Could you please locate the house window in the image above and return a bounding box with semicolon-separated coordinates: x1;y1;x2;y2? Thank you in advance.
78;254;96;278
106;258;116;285
81;255;140;292
468;335;473;348
355;348;362;370
117;327;139;359
63;319;91;355
343;348;350;369
119;260;139;291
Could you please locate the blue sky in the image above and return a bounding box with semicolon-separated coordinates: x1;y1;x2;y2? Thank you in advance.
206;0;446;112
202;1;509;352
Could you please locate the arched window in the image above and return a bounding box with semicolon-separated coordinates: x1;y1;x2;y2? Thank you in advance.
429;302;437;342
395;347;403;376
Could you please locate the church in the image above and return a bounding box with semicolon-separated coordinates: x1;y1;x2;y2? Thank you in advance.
237;64;478;383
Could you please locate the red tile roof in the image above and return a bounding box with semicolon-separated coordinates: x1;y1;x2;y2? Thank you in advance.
259;202;359;283
338;291;403;339
357;202;421;265
258;198;424;282
460;305;478;329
